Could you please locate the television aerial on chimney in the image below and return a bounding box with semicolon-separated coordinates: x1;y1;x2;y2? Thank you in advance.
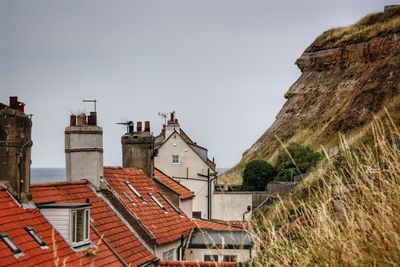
117;121;134;133
158;110;175;125
83;99;97;112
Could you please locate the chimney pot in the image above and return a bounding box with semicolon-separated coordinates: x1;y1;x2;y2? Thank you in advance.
17;102;25;113
137;121;142;132
9;96;18;109
128;123;134;133
87;112;97;125
144;121;150;132
77;114;87;126
70;115;77;126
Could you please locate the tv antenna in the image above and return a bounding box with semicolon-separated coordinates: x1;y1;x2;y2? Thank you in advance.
83;99;97;112
158;110;175;124
117;121;133;133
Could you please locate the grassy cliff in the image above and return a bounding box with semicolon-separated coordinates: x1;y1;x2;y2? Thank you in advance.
221;6;400;185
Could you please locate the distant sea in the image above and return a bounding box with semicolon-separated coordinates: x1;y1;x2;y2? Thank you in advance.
31;167;231;183
31;168;66;183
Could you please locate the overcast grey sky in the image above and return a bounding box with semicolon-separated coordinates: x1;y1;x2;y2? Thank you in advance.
1;0;397;168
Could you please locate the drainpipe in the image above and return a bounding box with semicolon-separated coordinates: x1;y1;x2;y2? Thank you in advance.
176;235;184;260
207;169;218;220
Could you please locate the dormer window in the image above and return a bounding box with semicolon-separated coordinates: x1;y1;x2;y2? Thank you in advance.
24;226;48;249
148;193;167;212
0;233;23;257
37;202;91;249
71;208;90;246
125;181;146;203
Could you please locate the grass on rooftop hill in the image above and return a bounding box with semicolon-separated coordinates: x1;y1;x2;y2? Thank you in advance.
308;6;400;52
249;113;400;266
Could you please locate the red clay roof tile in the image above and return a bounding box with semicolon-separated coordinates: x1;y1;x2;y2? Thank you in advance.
30;180;156;267
157;261;238;267
154;169;194;200
0;186;121;267
192;219;243;232
104;167;196;245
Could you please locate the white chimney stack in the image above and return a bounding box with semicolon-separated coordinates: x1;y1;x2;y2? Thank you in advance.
65;112;103;188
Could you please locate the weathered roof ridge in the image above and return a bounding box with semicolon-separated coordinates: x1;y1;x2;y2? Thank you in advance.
31;180;88;187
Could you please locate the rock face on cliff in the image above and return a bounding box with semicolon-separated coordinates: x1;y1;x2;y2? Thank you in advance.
224;6;400;183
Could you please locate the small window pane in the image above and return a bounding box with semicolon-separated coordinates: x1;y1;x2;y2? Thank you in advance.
162;248;174;260
84;209;90;240
223;255;237;262
204;254;219;262
172;155;180;164
76;209;85;242
72;211;77;243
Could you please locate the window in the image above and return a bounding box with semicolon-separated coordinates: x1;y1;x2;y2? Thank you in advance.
24;226;47;248
148;193;167;212
159;192;180;213
223;255;238;262
71;209;90;246
204;254;219;262
125;181;145;202
192;211;201;218
162;248;174;260
172;155;180;164
0;233;22;255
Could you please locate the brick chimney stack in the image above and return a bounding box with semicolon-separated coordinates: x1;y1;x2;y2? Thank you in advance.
0;97;32;203
121;120;154;178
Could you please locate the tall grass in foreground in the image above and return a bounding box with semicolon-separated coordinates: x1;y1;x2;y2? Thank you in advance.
250;115;400;266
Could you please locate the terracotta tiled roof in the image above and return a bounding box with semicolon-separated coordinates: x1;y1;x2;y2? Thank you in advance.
154;168;194;200
30;180;156;267
158;261;238;267
0;186;113;267
192;219;244;232
104;167;196;245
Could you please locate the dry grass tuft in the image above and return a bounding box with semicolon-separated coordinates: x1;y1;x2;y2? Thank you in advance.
249;114;400;266
308;6;400;51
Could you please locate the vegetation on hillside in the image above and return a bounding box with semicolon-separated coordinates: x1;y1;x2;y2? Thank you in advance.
274;143;322;181
242;160;276;191
308;5;400;52
249;114;400;266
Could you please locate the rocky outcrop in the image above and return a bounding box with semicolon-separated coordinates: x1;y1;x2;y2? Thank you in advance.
216;7;400;183
243;33;400;161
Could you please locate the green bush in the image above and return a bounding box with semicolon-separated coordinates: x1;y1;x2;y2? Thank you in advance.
242;160;276;191
275;143;322;181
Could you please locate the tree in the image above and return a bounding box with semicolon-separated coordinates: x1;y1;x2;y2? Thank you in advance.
275;143;322;181
242;160;276;191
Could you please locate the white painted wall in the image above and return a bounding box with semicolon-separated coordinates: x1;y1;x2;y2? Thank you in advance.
40;208;71;243
155;132;214;219
212;192;253;221
155;240;181;261
180;198;193;218
65;125;103;187
185;248;252;262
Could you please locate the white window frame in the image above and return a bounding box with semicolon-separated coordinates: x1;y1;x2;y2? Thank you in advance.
172;155;181;164
70;208;90;247
162;248;175;260
203;253;219;262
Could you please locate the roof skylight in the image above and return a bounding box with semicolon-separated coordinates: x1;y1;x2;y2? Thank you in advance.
125;181;144;201
159;192;180;214
124;192;136;206
25;226;48;248
0;233;22;255
148;193;167;212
